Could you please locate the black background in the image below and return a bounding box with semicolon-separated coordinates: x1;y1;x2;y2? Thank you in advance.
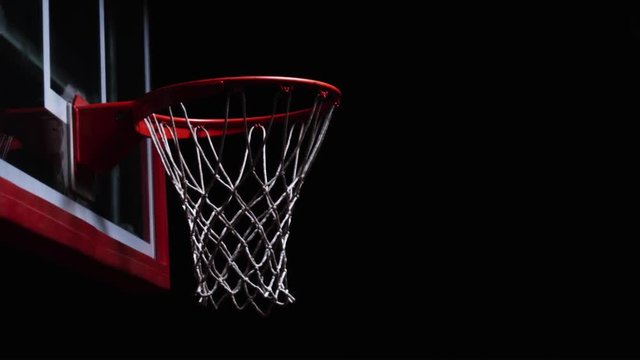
1;3;638;359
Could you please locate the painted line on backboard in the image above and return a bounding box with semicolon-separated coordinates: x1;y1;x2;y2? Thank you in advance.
0;159;154;257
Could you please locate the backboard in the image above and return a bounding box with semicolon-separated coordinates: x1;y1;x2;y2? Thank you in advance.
0;0;169;289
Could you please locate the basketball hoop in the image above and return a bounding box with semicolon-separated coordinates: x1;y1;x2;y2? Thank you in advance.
73;76;342;314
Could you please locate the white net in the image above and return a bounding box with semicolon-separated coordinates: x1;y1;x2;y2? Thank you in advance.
143;88;336;315
0;133;13;159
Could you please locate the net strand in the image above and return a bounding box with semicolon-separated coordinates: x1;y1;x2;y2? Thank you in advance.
143;88;335;315
0;133;13;159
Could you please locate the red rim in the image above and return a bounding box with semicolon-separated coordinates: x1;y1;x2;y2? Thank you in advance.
132;76;342;129
72;76;341;171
